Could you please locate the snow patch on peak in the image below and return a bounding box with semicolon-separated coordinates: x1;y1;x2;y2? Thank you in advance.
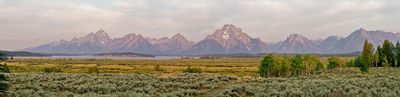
222;26;230;40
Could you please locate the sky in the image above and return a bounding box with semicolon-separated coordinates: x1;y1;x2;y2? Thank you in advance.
0;0;399;50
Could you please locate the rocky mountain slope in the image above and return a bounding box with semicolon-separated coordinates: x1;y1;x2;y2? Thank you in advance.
328;28;400;53
270;28;400;54
25;25;400;55
185;24;268;54
271;34;321;54
26;30;193;55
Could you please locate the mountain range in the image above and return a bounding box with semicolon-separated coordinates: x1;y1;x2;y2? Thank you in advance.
25;24;400;55
184;24;268;54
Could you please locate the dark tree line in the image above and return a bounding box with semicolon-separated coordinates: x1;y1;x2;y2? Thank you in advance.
259;39;400;77
0;52;7;60
259;54;341;77
0;52;9;94
355;39;400;73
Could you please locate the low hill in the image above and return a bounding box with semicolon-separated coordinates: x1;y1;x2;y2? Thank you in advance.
0;50;50;57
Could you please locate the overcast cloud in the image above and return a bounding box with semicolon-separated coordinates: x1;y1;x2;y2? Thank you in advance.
0;0;399;50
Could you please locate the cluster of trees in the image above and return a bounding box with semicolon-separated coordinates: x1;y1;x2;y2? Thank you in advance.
259;54;343;77
353;39;400;73
259;39;400;77
0;52;7;60
0;52;9;94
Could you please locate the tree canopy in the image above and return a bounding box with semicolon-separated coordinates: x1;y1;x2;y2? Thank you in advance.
0;52;9;93
0;52;6;60
357;39;372;72
260;54;324;77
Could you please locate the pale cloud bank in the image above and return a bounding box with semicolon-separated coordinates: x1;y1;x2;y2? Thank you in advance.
0;0;399;50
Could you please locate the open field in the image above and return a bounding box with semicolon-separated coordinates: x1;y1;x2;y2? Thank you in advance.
1;58;263;76
4;68;400;97
1;57;354;76
5;57;400;97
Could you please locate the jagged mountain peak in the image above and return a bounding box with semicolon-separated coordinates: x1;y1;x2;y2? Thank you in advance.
48;39;68;46
82;29;112;39
349;28;397;40
207;24;247;40
356;28;367;32
26;25;400;55
172;33;185;40
68;29;113;46
145;33;191;46
186;24;267;54
288;33;301;37
123;33;146;39
286;34;310;43
320;36;341;43
285;34;312;44
59;39;67;42
317;35;342;51
327;28;400;53
288;34;306;39
326;36;341;40
95;29;106;34
221;24;242;32
71;37;79;41
87;29;110;38
272;33;320;54
351;28;369;36
142;33;193;53
350;28;387;38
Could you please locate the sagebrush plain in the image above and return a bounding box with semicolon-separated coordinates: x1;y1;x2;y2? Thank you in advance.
2;57;399;97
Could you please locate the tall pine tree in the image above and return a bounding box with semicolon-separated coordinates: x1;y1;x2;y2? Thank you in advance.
0;52;8;93
382;40;395;67
0;52;6;60
291;55;304;76
359;39;372;72
396;41;400;67
373;49;379;67
376;45;383;67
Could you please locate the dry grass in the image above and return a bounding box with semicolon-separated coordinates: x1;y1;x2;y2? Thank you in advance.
0;57;354;76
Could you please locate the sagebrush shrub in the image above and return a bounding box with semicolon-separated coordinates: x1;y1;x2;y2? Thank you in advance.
87;66;99;74
328;57;340;70
42;67;62;73
183;66;201;73
154;65;164;71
